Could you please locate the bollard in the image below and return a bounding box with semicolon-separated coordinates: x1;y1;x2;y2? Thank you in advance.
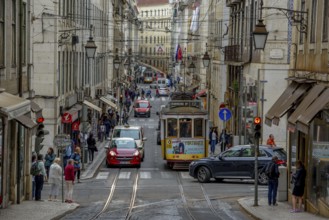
278;166;288;201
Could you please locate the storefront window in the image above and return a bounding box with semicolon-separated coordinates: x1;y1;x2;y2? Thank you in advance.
167;118;177;137
309;117;329;205
179;118;192;138
194;118;203;137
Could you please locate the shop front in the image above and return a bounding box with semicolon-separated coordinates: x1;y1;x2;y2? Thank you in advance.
266;81;329;217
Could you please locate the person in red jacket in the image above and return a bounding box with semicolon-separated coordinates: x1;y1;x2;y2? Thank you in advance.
64;159;75;203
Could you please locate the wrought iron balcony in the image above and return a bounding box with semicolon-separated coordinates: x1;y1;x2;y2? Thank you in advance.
224;45;242;62
226;0;242;7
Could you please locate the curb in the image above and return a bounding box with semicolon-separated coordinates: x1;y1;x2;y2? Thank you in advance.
237;198;261;220
51;203;80;220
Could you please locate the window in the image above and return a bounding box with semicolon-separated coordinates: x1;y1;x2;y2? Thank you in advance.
22;3;26;65
145;36;148;44
150;36;152;43
323;0;329;42
222;148;241;157
310;0;317;43
194;118;203;137
167;118;177;137
299;0;306;44
179;118;192;138
12;0;16;66
0;0;4;67
154;36;156;43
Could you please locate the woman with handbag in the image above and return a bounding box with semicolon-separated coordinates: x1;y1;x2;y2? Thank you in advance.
291;160;306;213
87;133;97;162
71;147;81;183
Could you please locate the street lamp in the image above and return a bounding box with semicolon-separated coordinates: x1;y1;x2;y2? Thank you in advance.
188;61;196;73
85;37;97;59
113;54;120;70
253;19;268;50
202;51;210;68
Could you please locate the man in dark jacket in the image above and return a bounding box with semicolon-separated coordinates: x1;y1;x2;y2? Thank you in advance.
265;156;280;206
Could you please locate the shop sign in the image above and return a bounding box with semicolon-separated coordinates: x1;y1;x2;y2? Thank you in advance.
61;112;72;123
72;121;80;131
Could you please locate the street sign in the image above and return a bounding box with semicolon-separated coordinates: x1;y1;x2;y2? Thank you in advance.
218;108;232;121
53;134;71;148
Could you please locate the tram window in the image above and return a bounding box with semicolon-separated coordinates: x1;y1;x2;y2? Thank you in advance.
167;118;177;137
194;118;203;137
179;118;192;138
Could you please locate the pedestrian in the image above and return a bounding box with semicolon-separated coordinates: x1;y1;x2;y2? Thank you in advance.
219;129;230;152
290;160;306;213
48;157;62;201
64;159;75;203
44;147;56;179
87;133;97;162
100;122;106;142
264;155;280;206
63;142;73;168
208;128;218;155
31;154;37;200
71;147;81;183
35;154;47;201
267;134;277;147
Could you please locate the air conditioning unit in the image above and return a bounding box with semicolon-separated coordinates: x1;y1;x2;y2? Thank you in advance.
77;90;84;102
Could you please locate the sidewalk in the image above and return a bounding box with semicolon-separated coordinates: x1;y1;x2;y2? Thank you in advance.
238;197;327;220
0;140;108;220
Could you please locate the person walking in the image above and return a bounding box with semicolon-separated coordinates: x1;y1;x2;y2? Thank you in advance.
71;147;82;183
31;154;37;200
219;129;229;152
208;128;218;155
44;147;56;179
267;134;277;147
291;160;307;213
63;142;72;168
87;133;97;162
64;159;75;203
35;154;47;201
264;156;280;206
48;158;62;201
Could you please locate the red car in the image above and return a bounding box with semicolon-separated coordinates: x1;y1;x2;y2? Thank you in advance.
105;137;142;168
133;99;152;117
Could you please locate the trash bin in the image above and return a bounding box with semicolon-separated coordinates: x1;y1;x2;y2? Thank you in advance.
278;166;288;201
82;145;89;163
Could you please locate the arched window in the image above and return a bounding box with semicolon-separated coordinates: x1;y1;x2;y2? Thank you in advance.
145;36;148;44
154;36;156;43
150;36;152;43
150;10;152;17
158;10;160;16
149;47;152;55
146;11;148;17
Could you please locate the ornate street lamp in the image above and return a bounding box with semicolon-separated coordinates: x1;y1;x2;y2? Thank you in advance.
124;59;129;70
188;62;196;73
113;55;120;70
202;51;210;68
85;37;97;59
253;19;268;50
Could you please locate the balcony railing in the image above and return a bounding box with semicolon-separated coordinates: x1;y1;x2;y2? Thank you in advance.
224;45;242;62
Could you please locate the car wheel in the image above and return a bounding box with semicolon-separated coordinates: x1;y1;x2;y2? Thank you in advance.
197;166;211;183
136;164;141;168
258;170;268;185
148;112;151;118
106;160;111;168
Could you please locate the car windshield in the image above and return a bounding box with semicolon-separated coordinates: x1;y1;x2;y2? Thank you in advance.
112;140;135;149
136;103;148;108
221;148;241;157
272;149;287;159
113;129;140;140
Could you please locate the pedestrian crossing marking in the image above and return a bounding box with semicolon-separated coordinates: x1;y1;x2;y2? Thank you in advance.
96;172;109;180
118;172;131;179
161;97;166;101
140;172;151;179
130;119;136;121
161;172;173;179
148;119;154;121
180;172;193;179
148;126;154;129
139;119;146;121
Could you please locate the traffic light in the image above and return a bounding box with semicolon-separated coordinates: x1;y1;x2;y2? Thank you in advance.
35;117;49;154
253;116;262;139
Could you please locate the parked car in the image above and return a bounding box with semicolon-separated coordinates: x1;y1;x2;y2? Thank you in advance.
189;145;287;184
133;99;152;117
158;87;170;96
110;125;147;161
105;138;143;168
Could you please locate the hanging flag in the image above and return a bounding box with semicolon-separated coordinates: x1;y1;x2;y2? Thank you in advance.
175;44;182;61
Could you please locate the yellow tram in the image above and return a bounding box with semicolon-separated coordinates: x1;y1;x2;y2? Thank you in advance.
159;93;209;169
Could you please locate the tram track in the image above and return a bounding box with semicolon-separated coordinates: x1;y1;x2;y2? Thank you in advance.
89;168;139;220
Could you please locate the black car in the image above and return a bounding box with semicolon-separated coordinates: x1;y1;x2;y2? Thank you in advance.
189;145;287;184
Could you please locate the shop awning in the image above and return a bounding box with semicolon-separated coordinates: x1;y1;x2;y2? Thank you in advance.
100;97;117;109
83;100;102;113
288;85;326;131
0;91;31;120
30;101;42;112
296;88;329;134
15;114;37;128
65;104;82;122
265;82;310;126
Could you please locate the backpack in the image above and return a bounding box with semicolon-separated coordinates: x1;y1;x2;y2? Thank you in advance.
30;162;40;176
265;162;276;178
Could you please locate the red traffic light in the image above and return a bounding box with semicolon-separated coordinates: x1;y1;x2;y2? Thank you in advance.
254;117;261;124
36;117;45;123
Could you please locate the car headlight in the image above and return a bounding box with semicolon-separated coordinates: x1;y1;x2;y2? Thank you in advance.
190;161;196;166
109;151;116;156
133;151;140;156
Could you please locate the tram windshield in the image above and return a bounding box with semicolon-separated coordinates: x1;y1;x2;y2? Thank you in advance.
179;118;192;138
167;118;177;137
194;118;203;137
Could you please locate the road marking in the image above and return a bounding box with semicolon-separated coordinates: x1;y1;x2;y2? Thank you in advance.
160;172;173;179
140;172;151;179
96;172;109;180
139;119;146;122
148;126;154;129
148;119;154;122
180;172;193;179
130;119;136;121
161;97;166;101
140;168;159;171
118;172;131;179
